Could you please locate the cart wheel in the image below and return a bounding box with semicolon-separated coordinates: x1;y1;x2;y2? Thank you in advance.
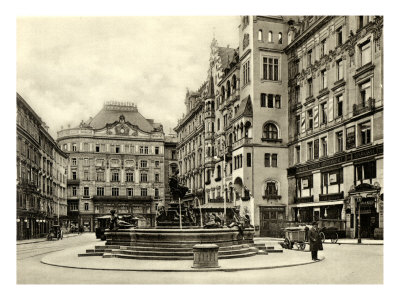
331;232;338;244
299;243;306;251
319;232;325;243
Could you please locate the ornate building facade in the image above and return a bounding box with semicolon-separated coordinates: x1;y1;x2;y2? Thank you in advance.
286;16;383;239
57;101;175;231
17;93;68;240
174;15;384;238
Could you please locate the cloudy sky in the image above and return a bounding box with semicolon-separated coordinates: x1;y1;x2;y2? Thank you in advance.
17;16;239;137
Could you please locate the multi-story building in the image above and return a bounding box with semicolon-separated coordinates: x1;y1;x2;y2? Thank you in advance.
286;16;383;239
17;93;68;240
57;101;172;231
174;15;383;239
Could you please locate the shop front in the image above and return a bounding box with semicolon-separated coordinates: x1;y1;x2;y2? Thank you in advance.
348;183;382;240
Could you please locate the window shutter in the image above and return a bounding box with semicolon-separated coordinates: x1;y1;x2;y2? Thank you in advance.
328;97;334;122
313;105;319;128
301;112;306;133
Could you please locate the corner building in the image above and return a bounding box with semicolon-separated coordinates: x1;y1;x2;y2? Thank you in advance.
57;102;175;231
286;16;383;239
175;15;383;239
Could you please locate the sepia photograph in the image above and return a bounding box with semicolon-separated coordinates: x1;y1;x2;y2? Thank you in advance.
12;1;391;291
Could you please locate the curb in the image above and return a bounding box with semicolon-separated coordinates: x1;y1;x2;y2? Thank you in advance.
17;234;80;245
40;256;325;272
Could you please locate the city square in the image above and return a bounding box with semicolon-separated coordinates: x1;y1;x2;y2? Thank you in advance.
15;13;386;288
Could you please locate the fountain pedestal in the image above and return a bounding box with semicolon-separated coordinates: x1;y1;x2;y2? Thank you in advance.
192;244;220;268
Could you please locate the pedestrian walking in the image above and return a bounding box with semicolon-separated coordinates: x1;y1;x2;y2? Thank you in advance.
309;221;323;261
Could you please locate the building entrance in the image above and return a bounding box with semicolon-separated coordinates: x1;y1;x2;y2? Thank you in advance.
260;207;285;237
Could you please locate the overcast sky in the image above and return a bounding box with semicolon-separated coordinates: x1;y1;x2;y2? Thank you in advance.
17;16;239;138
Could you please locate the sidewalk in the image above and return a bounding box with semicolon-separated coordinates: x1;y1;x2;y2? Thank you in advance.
17;233;80;245
254;237;383;245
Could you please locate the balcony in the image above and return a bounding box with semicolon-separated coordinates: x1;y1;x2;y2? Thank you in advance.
294;195;314;204
353;98;375;117
232;137;253;150
67;179;80;185
262;194;282;200
319;191;344;202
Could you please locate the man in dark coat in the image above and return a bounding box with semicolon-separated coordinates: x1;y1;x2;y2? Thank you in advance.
309;221;323;261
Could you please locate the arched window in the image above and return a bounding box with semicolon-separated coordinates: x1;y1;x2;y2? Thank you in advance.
265;181;278;196
227;81;231;98
258;29;263;41
263;123;279;140
278;32;283;44
221;86;225;101
217;165;221;179
217;118;220;131
268;31;273;43
232;75;237;90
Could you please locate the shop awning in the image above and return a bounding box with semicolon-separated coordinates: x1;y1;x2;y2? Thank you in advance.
290;200;344;208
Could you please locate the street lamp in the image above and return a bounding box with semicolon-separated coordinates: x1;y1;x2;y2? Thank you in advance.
355;196;362;244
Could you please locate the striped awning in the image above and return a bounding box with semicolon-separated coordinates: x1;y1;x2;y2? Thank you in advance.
290;200;344;208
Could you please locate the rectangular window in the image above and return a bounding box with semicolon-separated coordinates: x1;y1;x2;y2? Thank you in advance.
360;40;371;66
320;102;327;124
275;95;281;108
321;69;327;89
320;39;327;57
126;172;134;182
140;173;148;183
314;139;319;159
127;188;134;197
95;145;100;152
84;158;89;166
155;173;160;182
83;171;89;181
321;137;327;157
307;50;312;66
140;146;144;154
307;78;313;97
72;171;77;180
264;153;270;167
72;186;77;196
263;57;279;81
155;160;160;168
243;60;250;85
359;121;371;145
84;187;89;197
72;144;77;152
71;158;77;166
337;59;343;80
295;146;301;164
155;147;159;155
111;172;119;182
84;203;89;211
144;146;149;154
336;131;343;152
140;160;148;168
360;81;371;107
267;94;274;108
346;126;356;149
112;188;119;196
115;145;120;153
336;95;343;117
271;154;278;167
247;153;251;167
140;188;148;197
307;142;313;161
155;188;159;198
337;27;343;46
295;115;301;135
96;187;104;196
261;93;266;107
96;172;104;181
307;109;313;129
294;85;300;103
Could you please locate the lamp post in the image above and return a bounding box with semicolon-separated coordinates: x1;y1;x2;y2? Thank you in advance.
356;196;362;244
